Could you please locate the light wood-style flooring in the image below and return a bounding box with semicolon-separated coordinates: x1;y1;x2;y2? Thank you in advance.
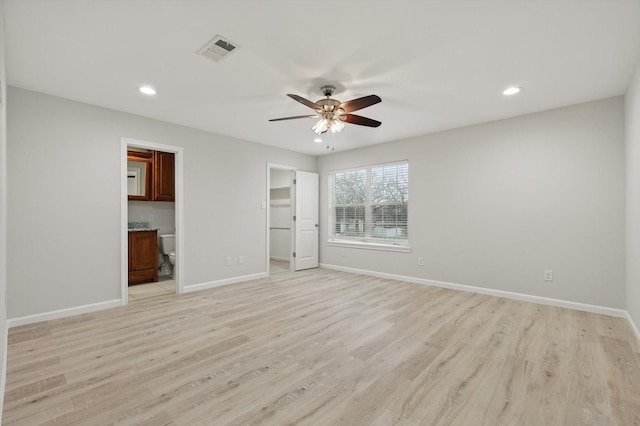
3;265;640;425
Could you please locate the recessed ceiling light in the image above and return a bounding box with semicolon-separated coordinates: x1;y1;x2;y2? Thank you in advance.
313;138;322;143
503;86;522;96
139;85;157;95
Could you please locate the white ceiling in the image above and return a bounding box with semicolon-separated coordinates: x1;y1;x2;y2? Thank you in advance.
4;0;640;155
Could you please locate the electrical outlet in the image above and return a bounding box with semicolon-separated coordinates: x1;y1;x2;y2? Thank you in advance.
149;214;155;222
225;257;231;266
418;257;424;266
544;270;553;282
238;256;244;264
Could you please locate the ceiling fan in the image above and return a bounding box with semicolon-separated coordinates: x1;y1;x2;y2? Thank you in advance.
269;85;381;135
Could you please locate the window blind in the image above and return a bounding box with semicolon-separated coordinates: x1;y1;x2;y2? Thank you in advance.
328;161;408;245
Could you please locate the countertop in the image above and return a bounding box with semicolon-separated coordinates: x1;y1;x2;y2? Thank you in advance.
128;221;157;232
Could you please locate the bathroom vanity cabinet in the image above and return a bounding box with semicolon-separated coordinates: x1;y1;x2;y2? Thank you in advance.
128;230;158;284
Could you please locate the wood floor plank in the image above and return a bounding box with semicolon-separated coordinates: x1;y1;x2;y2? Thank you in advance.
2;398;75;426
3;374;66;404
3;264;640;425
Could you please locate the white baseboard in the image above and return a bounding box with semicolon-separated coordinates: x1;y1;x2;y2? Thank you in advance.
8;299;122;328
184;272;268;293
270;256;289;262
625;311;640;344
319;263;628;319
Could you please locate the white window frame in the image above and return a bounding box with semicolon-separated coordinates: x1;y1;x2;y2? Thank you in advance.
328;160;410;253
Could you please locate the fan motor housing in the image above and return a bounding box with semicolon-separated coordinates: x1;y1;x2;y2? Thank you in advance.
316;98;340;112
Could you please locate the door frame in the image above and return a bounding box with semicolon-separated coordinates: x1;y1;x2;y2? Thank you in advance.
266;163;296;275
120;137;184;305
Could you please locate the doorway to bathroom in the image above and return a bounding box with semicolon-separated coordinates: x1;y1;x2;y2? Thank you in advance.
121;138;184;305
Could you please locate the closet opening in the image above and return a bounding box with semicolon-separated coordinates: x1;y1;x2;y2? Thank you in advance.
267;165;295;275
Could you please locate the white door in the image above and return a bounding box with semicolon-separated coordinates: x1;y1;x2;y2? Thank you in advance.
294;171;319;270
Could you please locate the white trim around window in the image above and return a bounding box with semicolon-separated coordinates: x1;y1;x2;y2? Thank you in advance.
328;160;410;251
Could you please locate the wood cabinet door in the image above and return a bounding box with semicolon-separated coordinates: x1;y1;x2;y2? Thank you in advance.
153;151;175;201
130;231;157;271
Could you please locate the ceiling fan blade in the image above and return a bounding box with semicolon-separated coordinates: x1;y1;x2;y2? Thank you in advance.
287;94;321;110
269;115;318;122
343;114;381;127
338;95;382;113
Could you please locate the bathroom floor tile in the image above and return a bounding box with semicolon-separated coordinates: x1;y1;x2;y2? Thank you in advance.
157;280;176;291
128;283;172;300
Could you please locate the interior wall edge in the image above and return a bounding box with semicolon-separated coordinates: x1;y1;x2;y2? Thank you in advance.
625;311;640;344
625;55;640;346
0;0;9;420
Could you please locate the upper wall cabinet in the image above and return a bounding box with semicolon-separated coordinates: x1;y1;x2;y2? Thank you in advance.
127;149;175;202
153;151;175;202
127;151;152;201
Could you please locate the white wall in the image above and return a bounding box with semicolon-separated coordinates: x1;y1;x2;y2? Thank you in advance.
6;87;316;319
626;60;640;337
0;1;9;419
318;97;626;309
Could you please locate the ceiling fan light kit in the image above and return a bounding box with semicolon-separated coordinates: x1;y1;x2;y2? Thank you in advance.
312;119;328;135
312;117;345;135
270;84;382;137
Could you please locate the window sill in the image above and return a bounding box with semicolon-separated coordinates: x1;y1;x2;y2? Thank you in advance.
327;240;411;253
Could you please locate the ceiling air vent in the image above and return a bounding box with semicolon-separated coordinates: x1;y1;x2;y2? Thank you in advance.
197;35;239;63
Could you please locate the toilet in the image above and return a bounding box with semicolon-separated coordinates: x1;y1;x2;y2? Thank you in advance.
159;234;176;278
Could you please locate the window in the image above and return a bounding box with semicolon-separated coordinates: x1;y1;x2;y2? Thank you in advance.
328;161;409;250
